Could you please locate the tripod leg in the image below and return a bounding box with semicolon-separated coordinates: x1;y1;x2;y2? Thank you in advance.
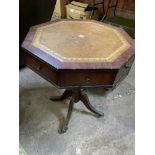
50;90;72;101
59;98;74;133
80;92;104;117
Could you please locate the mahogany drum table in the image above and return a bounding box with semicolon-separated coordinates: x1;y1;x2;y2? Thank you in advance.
22;19;135;133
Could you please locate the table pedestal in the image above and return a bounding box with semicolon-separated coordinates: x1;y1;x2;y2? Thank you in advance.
50;89;104;134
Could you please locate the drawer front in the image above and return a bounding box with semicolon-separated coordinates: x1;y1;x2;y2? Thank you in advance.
59;71;117;87
24;52;58;85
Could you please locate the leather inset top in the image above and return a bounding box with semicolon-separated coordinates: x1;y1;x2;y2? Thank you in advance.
32;20;130;63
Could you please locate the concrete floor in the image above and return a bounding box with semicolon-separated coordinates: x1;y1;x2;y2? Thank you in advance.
19;63;135;155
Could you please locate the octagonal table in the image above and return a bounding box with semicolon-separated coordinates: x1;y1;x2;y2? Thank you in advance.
22;19;135;133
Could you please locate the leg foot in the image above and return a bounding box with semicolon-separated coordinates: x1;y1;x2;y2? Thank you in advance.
59;97;74;134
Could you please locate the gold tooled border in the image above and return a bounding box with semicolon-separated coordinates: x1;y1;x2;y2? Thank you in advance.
32;21;130;62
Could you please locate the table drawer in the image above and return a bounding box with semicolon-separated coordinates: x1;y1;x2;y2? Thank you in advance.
24;52;58;85
59;70;117;87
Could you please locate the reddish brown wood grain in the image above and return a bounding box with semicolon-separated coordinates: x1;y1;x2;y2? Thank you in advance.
22;19;134;70
116;0;135;19
24;52;59;87
22;19;134;89
24;50;133;89
24;51;119;88
59;70;118;87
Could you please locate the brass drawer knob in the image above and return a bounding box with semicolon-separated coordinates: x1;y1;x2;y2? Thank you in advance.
85;76;91;83
37;65;42;71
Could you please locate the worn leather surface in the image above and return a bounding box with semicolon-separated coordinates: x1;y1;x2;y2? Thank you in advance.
32;20;130;62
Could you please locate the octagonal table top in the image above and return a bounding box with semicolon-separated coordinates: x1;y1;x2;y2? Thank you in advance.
22;19;134;69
